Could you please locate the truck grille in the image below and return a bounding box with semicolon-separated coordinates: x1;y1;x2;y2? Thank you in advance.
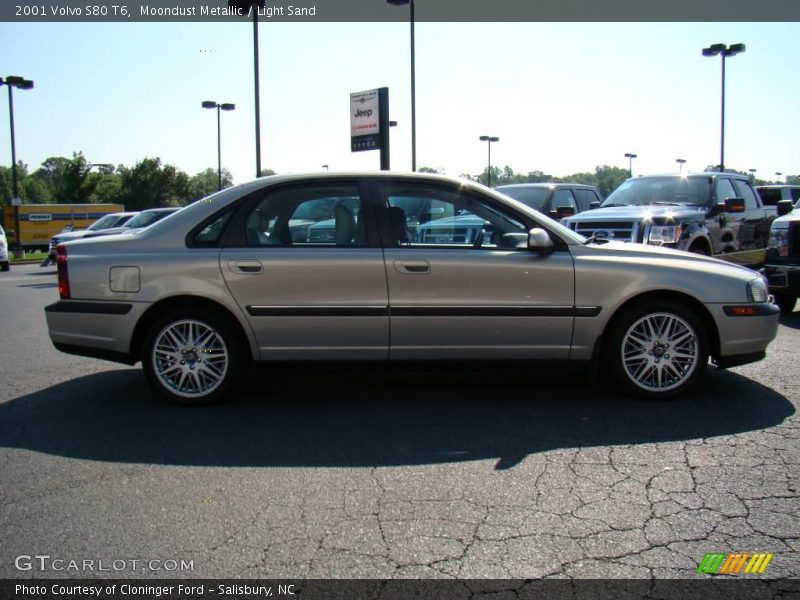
569;220;640;242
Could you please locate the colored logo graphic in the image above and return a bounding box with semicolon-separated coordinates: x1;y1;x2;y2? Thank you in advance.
697;552;773;575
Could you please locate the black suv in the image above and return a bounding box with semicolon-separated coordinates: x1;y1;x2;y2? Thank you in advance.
563;172;777;269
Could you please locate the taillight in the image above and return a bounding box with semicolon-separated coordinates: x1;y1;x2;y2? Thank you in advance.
56;244;70;299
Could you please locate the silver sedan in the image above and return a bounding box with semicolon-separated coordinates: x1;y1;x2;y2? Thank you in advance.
45;173;779;404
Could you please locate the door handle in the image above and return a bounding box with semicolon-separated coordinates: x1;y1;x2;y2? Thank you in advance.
394;260;430;274
229;260;263;274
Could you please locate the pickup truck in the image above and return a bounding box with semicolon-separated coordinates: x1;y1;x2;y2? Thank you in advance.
764;200;800;313
562;172;777;269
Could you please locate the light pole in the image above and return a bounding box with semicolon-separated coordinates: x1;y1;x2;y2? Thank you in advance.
702;43;745;172
676;158;686;175
624;152;637;178
202;101;236;191
321;164;329;171
479;136;499;187
776;171;783;183
229;0;265;178
387;0;416;171
1;75;34;258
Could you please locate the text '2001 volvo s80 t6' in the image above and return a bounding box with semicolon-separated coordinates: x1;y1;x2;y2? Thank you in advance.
45;173;779;404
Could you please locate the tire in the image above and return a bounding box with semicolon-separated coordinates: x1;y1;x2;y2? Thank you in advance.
0;261;9;272
773;292;797;315
142;308;244;405
688;242;710;256
606;300;709;399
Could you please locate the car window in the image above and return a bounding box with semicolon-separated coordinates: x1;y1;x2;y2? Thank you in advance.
496;186;549;211
733;180;759;210
551;189;578;213
575;188;601;212
603;176;712;207
381;183;528;249
756;188;782;206
194;212;233;245
88;214;117;230
244;184;366;247
792;188;800;202
714;179;738;203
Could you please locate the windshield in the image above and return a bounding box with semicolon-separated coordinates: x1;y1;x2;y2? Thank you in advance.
88;214;118;230
602;176;712;208
124;209;174;228
496;186;550;211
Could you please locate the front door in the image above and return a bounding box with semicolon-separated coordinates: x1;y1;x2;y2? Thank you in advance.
376;181;576;360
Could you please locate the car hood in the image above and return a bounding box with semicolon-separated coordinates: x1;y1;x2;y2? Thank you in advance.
53;230;92;242
565;204;708;223
771;211;799;227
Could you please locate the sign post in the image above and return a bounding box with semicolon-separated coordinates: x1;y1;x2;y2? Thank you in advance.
350;87;390;171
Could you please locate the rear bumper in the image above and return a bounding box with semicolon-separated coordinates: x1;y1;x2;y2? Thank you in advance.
45;300;149;364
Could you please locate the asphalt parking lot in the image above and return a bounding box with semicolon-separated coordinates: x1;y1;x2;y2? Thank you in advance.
0;263;798;581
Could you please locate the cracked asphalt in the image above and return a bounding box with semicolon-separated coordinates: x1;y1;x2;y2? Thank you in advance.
1;264;798;581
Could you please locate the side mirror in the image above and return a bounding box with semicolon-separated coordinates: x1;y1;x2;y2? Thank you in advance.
528;228;554;253
724;197;746;213
589;201;601;210
777;199;794;217
555;206;576;219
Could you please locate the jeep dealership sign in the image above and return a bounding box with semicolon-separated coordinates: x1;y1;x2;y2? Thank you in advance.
350;89;381;152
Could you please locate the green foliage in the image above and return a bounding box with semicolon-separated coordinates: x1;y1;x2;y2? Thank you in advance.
118;158;191;210
188;168;234;201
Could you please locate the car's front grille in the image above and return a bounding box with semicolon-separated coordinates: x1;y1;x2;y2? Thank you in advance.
570;220;640;242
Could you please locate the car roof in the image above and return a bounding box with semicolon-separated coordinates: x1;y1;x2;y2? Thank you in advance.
495;182;597;189
756;184;800;189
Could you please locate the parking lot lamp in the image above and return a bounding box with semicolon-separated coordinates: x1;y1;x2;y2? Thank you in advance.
1;75;34;258
776;172;783;183
702;43;745;172
202;101;236;191
479;136;499;187
676;158;686;175
624;152;637;178
387;0;416;171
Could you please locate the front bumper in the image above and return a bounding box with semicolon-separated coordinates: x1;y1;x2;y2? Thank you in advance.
763;263;800;296
705;302;780;365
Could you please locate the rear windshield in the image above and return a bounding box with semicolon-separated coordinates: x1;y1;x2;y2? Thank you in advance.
496;186;550;211
602;176;712;208
756;188;782;206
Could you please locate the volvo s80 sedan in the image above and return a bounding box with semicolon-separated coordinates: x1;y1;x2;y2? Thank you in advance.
45;173;779;405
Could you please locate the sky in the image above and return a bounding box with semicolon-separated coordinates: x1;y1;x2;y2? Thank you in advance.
1;20;799;186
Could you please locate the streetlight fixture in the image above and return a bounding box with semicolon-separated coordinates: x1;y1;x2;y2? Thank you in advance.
321;164;329;171
1;75;34;258
202;100;236;191
676;158;686;175
479;136;499;187
624;152;637;178
702;42;745;172
776;171;783;183
387;0;416;171
229;0;265;178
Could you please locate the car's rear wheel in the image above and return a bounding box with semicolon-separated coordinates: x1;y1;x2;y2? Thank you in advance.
773;292;797;314
607;300;709;399
142;309;243;405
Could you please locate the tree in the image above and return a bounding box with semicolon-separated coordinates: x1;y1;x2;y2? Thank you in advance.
118;158;191;210
188;168;234;201
418;166;444;174
30;153;100;203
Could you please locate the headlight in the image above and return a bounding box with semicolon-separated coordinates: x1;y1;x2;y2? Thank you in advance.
747;277;769;303
768;227;789;257
648;225;682;245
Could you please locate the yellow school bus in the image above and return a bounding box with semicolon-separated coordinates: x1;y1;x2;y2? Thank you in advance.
2;203;125;250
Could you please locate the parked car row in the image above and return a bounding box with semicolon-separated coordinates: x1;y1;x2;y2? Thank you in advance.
45;173;778;405
42;207;181;266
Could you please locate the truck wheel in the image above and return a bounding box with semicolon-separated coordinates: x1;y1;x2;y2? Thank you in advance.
606;300;709;399
773;293;797;314
142;308;244;405
688;242;710;256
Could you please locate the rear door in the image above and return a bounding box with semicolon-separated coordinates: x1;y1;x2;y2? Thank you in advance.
219;180;389;360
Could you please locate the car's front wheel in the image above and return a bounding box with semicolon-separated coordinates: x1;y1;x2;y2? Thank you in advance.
142;309;243;405
606;301;709;399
